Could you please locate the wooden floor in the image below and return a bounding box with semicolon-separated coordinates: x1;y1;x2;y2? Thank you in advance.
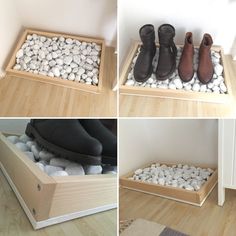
120;55;236;117
0;47;117;117
0;169;117;236
120;186;236;236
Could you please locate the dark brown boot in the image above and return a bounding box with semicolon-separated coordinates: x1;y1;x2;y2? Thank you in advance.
197;34;214;84
156;24;177;80
134;24;156;82
178;32;194;82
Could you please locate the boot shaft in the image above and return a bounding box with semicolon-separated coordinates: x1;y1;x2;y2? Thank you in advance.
139;24;156;49
158;24;175;46
182;32;194;56
199;33;213;55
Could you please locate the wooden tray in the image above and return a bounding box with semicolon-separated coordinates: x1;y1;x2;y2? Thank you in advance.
6;28;106;93
0;132;117;229
120;161;217;207
119;41;232;103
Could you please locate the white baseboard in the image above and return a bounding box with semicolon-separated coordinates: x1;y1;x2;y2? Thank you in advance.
0;162;117;230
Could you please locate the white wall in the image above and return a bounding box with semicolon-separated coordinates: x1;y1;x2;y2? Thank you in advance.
119;0;236;63
14;0;117;46
119;119;218;176
0;0;21;76
0;119;29;134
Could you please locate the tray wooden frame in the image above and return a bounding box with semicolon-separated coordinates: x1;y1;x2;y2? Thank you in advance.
0;132;117;229
120;161;217;207
6;28;106;93
119;41;232;103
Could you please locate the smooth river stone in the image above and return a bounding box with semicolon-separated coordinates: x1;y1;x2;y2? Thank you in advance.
84;165;102;175
15;142;30;152
49;158;71;168
65;163;85;175
7;135;19;144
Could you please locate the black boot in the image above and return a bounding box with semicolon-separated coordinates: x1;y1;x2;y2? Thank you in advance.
25;119;102;165
156;24;177;80
80;119;117;165
133;24;156;82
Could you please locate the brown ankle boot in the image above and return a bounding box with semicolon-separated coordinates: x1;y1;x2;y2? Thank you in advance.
197;34;214;84
178;32;194;82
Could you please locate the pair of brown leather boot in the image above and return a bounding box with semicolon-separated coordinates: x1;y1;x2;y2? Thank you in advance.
133;24;177;82
178;33;214;84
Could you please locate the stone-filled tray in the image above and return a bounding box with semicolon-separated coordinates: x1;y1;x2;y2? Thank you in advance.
120;161;217;206
6;28;105;93
119;40;232;103
0;132;117;229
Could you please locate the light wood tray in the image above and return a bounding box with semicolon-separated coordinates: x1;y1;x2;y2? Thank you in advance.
120;161;217;207
119;41;232;103
6;28;106;93
0;132;117;229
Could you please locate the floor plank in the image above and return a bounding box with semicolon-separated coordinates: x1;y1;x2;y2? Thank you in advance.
0;47;117;117
119;186;236;236
0;169;117;236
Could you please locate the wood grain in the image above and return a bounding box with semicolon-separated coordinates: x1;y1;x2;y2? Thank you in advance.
0;132;56;221
50;175;117;218
0;47;117;117
119;186;236;236
120;55;236;117
0;168;117;235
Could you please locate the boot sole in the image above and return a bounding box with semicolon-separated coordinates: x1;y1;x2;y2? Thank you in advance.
25;123;102;165
134;69;153;83
156;61;176;81
102;155;117;166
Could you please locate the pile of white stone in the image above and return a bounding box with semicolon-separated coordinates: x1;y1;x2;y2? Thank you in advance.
125;47;227;94
129;163;214;191
7;134;116;176
13;34;101;86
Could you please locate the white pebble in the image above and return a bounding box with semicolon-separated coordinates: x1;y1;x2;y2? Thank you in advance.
220;82;227;93
49;158;71;168
16;49;24;58
65;163;85;175
66;38;73;44
134;169;143;175
64;56;73;65
52;67;60;77
7;136;19;144
15;142;30;152
31;144;41;160
173;77;183;89
169;83;176;90
192;83;200;92
13;64;21;70
39;150;55;161
68;73;75;81
24;151;35;162
84;165;102;175
200;85;207;92
126;80;134;86
45;165;63;175
214;64;223;76
35;162;45;172
50;171;69;176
